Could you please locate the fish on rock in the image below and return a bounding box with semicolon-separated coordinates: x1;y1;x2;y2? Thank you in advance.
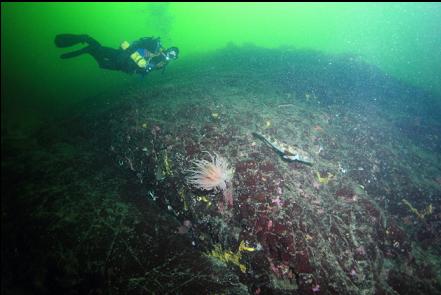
252;132;314;165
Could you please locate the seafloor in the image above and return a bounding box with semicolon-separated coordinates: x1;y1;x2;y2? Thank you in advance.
2;45;441;295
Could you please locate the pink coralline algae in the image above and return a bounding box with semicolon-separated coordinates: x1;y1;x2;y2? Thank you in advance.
312;284;320;293
272;195;283;207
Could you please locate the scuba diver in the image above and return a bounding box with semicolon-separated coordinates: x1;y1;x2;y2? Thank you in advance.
55;34;179;75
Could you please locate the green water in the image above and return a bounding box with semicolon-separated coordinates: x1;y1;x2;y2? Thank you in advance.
2;2;441;133
2;3;441;294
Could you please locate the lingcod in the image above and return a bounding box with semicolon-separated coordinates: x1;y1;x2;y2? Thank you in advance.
252;132;313;165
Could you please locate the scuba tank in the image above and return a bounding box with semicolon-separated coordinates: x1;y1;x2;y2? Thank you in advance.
129;50;147;69
120;41;148;69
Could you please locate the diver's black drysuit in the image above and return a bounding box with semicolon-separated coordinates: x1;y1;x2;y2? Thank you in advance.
55;34;168;75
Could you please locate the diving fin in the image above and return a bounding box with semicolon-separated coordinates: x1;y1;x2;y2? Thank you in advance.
54;34;91;48
60;47;90;59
